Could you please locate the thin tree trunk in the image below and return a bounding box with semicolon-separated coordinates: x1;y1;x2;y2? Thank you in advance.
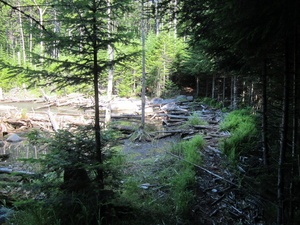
196;76;199;97
33;0;47;54
249;81;254;106
105;0;114;126
232;75;238;110
154;0;159;36
18;4;26;65
92;0;103;184
211;74;215;99
262;59;269;167
289;17;299;222
222;76;226;107
141;0;146;129
173;0;177;38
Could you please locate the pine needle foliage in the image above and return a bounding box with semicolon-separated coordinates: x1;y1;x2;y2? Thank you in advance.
10;125;126;225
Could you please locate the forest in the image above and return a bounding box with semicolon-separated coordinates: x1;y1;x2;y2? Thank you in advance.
0;0;299;224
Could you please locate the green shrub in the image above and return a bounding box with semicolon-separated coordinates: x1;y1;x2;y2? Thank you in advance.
13;125;125;225
179;112;208;129
187;112;208;126
170;135;205;165
220;109;258;161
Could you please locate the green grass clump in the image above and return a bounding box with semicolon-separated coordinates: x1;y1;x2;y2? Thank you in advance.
219;109;258;162
120;136;206;223
187;112;208;126
197;97;223;108
170;135;205;165
179;112;208;129
168;135;205;215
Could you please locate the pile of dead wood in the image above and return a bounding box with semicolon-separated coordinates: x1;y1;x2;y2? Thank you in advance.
110;97;227;142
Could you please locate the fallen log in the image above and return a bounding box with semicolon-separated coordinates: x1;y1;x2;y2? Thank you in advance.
208;120;219;125
47;110;59;132
193;125;212;129
167;114;189;120
156;129;194;134
0;168;35;176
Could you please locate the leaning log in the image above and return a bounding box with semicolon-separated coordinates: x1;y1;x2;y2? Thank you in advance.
47;110;59;132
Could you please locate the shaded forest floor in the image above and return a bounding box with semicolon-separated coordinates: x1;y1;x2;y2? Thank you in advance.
119;101;264;225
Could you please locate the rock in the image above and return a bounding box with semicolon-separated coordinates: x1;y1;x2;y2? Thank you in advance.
6;134;22;142
0;141;4;147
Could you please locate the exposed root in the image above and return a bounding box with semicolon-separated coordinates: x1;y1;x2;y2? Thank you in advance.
129;126;153;142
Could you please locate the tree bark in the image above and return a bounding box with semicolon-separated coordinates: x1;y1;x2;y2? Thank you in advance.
232;75;238;110
211;74;215;99
18;2;26;65
92;0;103;184
277;34;292;225
141;0;146;129
262;59;269;167
196;76;200;97
105;0;114;126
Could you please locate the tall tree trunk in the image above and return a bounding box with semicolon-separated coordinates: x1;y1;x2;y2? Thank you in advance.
154;0;159;36
141;0;146;129
105;0;114;126
262;59;269;167
173;0;177;38
222;76;226;107
18;3;26;65
92;0;103;184
277;35;292;225
33;0;47;54
289;16;299;222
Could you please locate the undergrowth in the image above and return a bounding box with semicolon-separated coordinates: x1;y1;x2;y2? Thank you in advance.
219;109;259;162
197;97;223;109
120;135;206;224
179;112;208;129
6;127;206;225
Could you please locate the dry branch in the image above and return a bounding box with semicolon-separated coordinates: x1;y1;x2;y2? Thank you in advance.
166;151;238;187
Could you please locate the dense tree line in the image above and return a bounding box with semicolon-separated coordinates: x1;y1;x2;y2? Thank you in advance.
168;0;300;223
